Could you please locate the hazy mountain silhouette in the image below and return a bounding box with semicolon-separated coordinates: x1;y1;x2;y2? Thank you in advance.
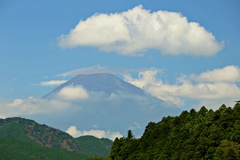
35;73;181;137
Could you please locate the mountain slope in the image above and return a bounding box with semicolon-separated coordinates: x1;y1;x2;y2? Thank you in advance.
0;136;87;160
0;117;113;159
0;117;80;151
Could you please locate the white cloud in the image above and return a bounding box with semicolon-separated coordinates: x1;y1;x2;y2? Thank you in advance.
58;5;223;56
40;80;67;86
8;99;23;107
58;85;89;101
66;126;123;140
124;66;240;108
0;97;78;118
189;65;240;83
59;65;143;77
124;67;163;88
147;81;240;99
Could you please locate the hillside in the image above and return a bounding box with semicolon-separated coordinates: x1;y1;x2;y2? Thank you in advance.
110;103;240;160
0;117;81;151
0;136;87;160
77;135;113;157
0;117;112;160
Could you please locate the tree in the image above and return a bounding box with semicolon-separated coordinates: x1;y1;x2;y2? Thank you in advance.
219;104;227;113
127;130;134;139
198;106;208;116
190;108;197;117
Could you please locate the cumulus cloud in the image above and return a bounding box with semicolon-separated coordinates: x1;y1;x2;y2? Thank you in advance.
40;80;67;86
58;85;89;101
124;66;240;108
58;5;223;56
66;126;123;140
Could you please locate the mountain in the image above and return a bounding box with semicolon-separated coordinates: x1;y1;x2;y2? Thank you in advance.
35;73;181;137
0;117;112;159
110;103;240;159
44;73;146;98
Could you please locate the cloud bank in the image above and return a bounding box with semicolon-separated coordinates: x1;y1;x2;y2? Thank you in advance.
124;66;240;109
189;65;240;83
0;97;78;118
59;5;223;56
66;126;123;140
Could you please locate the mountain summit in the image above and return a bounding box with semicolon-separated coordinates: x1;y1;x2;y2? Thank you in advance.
37;73;181;137
44;73;146;98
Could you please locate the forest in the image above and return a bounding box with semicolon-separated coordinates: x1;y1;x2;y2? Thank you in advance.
109;103;240;160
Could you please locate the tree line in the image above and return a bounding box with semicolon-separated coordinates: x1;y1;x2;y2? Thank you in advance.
110;103;240;160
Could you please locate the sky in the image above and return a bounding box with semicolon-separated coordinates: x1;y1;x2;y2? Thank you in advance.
0;0;240;138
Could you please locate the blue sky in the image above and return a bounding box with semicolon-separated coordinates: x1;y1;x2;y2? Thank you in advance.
0;0;240;129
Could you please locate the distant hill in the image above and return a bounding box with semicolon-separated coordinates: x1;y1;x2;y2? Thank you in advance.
0;117;112;160
0;117;81;151
110;103;240;160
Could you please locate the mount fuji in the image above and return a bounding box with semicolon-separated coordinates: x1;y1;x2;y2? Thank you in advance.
44;73;146;98
30;73;181;137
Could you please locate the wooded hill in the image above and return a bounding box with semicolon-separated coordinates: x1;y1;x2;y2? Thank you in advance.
0;117;112;160
110;103;240;160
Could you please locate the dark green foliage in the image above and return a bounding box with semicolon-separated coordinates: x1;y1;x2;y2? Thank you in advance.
110;103;240;160
0;136;88;160
76;135;113;157
87;157;111;160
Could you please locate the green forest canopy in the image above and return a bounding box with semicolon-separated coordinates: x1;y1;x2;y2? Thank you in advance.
110;103;240;160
